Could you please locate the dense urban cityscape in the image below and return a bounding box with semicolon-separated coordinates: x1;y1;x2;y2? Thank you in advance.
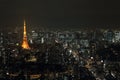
0;21;120;80
1;0;120;80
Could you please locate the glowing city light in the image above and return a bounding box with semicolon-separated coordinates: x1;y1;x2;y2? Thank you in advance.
21;20;30;49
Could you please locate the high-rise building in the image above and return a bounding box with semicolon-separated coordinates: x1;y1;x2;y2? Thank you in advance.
21;20;30;49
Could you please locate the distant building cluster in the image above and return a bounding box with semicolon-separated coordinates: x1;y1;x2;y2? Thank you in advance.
0;29;120;58
0;29;120;57
29;29;120;45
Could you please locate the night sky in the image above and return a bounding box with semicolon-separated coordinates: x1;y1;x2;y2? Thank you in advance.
0;0;120;29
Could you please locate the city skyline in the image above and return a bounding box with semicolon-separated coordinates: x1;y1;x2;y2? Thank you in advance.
0;0;120;79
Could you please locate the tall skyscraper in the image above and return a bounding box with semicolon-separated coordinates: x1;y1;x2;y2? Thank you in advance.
21;20;30;49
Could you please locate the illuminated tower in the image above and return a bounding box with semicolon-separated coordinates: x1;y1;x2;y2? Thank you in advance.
22;20;30;49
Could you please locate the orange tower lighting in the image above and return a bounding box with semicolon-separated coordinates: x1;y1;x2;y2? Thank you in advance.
21;20;30;49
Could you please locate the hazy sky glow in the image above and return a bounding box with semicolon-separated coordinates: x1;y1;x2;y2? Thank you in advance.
0;0;120;29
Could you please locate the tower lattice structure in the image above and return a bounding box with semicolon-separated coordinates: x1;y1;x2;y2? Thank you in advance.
21;20;30;49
